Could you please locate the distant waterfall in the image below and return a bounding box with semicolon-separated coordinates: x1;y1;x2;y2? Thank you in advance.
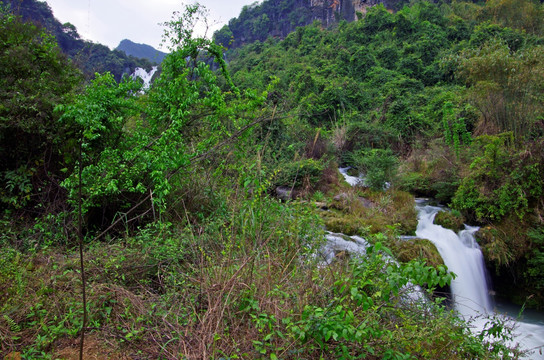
132;66;158;90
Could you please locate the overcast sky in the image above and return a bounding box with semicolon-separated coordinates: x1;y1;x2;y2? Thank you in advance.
44;0;258;50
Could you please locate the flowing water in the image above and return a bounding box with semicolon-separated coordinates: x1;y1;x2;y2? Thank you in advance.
132;66;158;90
415;202;492;317
332;169;544;357
338;167;363;187
319;232;428;305
415;200;544;359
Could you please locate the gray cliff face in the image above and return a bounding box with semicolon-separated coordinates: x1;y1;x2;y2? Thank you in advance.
228;0;406;47
309;0;403;25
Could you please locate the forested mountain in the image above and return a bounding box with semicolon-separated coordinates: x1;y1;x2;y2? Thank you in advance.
2;0;544;358
116;39;167;63
1;0;157;80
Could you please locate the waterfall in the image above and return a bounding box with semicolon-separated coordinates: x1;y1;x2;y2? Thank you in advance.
330;169;544;357
132;66;158;90
338;167;363;187
415;200;544;358
415;203;492;317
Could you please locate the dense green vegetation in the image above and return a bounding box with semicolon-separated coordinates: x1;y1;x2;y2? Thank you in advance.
213;0;412;48
1;0;544;358
223;0;544;308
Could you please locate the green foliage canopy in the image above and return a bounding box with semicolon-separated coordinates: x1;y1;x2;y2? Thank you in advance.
0;6;81;209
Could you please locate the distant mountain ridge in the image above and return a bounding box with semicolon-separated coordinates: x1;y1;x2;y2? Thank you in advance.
2;0;157;81
116;39;167;64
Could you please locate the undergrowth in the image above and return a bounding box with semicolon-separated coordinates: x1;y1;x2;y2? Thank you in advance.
0;189;520;359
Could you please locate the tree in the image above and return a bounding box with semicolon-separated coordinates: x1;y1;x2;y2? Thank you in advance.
479;0;544;35
213;24;234;48
59;3;270;228
456;38;544;140
0;6;81;210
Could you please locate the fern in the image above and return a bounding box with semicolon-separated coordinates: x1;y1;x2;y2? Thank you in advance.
3;315;21;333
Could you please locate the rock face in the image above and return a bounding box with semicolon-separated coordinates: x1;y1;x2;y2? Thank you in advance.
309;0;402;25
223;0;408;48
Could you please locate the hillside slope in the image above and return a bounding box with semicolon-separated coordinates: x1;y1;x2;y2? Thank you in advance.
116;39;167;63
3;0;156;80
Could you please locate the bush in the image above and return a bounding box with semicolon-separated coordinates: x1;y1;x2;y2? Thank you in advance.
396;139;463;203
274;158;324;189
434;210;465;232
452;134;544;222
324;188;417;236
0;8;81;213
392;238;445;268
354;148;398;191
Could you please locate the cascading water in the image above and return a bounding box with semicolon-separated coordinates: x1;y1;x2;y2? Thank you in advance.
132;66;158;90
320;233;369;265
415;200;544;359
415;202;492;317
333;169;544;357
336;169;544;357
338;167;362;187
319;232;428;305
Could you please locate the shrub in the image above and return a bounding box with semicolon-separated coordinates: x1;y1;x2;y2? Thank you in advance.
274;158;324;189
452;134;544;222
354;148;398;191
392;238;445;268
434;210;466;232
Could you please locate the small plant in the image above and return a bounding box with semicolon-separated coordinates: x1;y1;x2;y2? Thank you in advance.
312;190;325;202
442;101;471;157
275;158;325;189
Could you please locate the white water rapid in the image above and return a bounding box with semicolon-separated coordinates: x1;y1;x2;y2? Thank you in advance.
415;202;492;317
329;169;544;357
319;232;428;305
415;200;544;359
338;167;363;187
338;167;390;190
320;232;369;265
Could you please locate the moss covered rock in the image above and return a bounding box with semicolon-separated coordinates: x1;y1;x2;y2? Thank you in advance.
392;238;444;268
323;188;417;236
434;211;465;232
475;215;531;268
475;214;544;308
322;212;367;236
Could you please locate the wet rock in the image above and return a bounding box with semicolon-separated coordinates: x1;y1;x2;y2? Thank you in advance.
333;193;350;202
275;186;293;201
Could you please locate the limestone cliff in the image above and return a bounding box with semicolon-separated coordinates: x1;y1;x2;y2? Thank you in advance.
309;0;403;25
216;0;408;48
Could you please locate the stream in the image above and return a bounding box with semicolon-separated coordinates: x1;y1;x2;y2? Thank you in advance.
328;169;544;358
